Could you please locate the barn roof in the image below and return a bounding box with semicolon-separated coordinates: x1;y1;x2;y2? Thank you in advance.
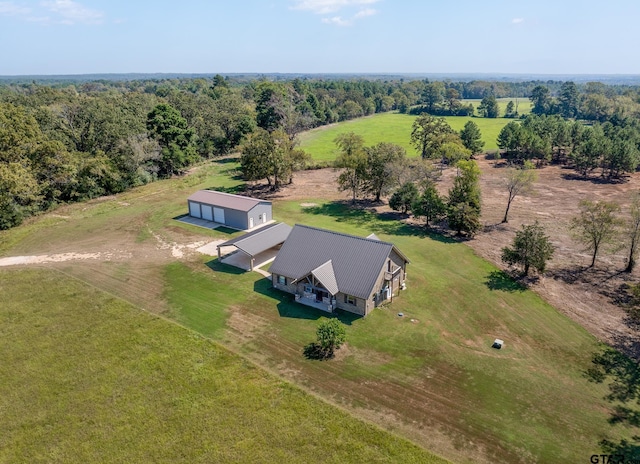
217;222;292;257
187;190;270;212
269;225;409;299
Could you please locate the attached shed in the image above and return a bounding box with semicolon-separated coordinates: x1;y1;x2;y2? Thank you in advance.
187;190;272;230
217;222;292;271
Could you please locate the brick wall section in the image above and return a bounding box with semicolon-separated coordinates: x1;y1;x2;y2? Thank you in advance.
272;274;298;294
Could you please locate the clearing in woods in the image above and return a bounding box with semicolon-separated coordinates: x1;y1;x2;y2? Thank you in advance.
0;156;633;463
297;100;531;161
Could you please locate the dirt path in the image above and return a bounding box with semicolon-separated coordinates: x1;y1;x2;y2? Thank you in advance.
0;251;128;266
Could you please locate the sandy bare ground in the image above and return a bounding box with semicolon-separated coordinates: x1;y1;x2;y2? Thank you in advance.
271;162;640;359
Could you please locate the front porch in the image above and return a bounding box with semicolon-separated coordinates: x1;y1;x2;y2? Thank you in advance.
294;292;335;313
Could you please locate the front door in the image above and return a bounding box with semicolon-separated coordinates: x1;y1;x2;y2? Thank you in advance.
249;217;254;228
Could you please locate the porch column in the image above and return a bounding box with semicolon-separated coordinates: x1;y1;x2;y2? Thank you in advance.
250;257;255;271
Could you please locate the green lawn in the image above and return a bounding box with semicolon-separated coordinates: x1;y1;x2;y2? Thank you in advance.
298;112;514;161
0;157;629;463
0;269;445;464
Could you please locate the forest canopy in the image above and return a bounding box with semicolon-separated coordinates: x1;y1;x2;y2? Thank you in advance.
3;75;640;229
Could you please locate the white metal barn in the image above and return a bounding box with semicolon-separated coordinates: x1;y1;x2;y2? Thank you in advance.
187;190;272;230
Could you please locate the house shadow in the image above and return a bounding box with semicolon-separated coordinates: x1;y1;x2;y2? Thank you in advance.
204;259;245;275
484;270;527;292
252;277;359;325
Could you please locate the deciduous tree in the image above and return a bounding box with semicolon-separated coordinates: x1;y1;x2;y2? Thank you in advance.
363;142;406;202
410;115;457;159
334;132;367;204
502;161;537;223
570;200;622;268
146;103;197;177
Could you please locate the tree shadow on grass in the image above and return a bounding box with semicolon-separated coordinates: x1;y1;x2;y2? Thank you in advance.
204;183;245;195
586;346;640;458
302;200;457;244
303;343;335;360
561;172;629;184
484;270;527;292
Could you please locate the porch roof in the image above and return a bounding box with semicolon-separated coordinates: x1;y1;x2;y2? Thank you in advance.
309;260;339;295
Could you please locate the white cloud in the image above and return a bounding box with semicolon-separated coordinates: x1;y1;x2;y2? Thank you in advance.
354;7;376;18
512;18;524;24
321;15;351;26
41;0;104;24
293;0;379;15
0;0;104;24
0;1;32;16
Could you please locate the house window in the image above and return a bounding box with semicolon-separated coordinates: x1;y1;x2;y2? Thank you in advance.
278;275;286;285
344;294;356;305
258;214;262;221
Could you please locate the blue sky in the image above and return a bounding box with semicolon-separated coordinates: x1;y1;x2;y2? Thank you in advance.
1;0;639;75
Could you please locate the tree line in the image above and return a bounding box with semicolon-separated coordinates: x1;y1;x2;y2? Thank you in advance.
5;75;640;229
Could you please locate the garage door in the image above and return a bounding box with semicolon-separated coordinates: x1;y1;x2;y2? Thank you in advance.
213;207;225;224
189;201;201;218
201;204;214;221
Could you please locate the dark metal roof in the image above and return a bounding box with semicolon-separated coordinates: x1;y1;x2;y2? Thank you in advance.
269;225;409;299
187;190;271;212
310;260;339;295
217;222;292;257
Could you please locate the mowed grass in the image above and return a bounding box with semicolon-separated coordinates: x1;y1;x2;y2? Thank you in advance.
298;113;513;161
173;199;618;463
0;269;446;464
0;158;627;463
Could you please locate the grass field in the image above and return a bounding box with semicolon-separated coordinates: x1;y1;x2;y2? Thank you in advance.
298;98;531;162
0;269;445;464
463;98;532;116
298;113;511;161
0;157;629;463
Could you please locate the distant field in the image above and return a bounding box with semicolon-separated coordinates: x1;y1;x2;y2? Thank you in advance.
0;269;445;464
298;113;514;161
463;98;532;116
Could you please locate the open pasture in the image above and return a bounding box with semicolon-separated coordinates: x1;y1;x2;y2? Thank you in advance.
0;157;628;463
298;112;515;161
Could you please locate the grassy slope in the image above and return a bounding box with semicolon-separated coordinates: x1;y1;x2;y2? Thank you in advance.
297;113;508;161
0;269;445;464
297;99;531;162
0;158;626;463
